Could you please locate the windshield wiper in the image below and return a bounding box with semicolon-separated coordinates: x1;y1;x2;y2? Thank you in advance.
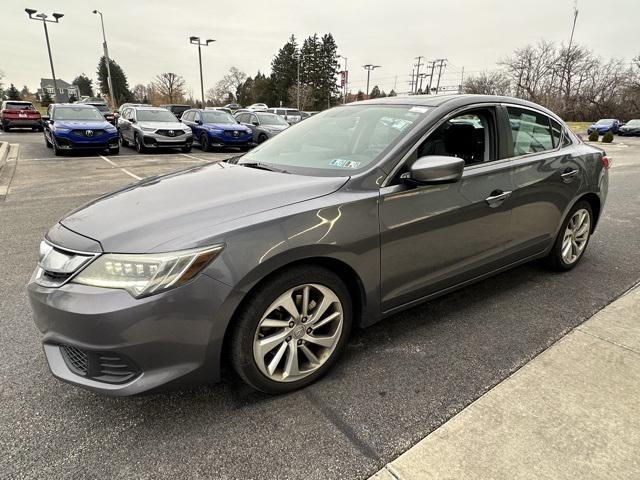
239;162;290;174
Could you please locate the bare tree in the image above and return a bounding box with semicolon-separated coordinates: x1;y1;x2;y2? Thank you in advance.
463;71;511;96
153;72;186;103
131;84;148;103
210;67;247;105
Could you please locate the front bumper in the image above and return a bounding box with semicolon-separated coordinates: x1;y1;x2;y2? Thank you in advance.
27;271;233;395
208;131;252;147
142;133;193;149
53;132;119;150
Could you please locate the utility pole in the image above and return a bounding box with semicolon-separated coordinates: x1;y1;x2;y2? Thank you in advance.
25;9;63;103
93;10;115;108
338;55;348;104
363;64;381;97
418;73;429;94
190;36;215;108
414;56;424;94
427;60;437;94
459;66;465;94
292;51;305;110
434;59;447;95
410;68;415;93
559;1;579;97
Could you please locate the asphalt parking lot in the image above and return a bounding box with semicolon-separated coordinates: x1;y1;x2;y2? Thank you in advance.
1;130;639;479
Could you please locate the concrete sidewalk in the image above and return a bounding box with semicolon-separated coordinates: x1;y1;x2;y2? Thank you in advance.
371;284;640;480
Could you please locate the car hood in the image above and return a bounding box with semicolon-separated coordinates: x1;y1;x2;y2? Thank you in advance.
262;124;289;132
54;120;113;129
59;162;348;253
137;121;186;130
205;123;250;131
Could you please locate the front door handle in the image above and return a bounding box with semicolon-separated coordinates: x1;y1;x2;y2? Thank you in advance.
561;168;579;183
485;190;512;208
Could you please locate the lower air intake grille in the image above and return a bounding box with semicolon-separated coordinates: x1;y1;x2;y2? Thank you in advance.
60;345;140;384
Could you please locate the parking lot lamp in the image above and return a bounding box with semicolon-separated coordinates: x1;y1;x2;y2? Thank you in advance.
338;55;348;104
25;8;63;103
190;36;215;108
363;64;381;97
92;10;116;109
292;51;305;110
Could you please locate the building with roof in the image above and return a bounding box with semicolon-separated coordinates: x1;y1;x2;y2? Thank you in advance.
37;78;80;103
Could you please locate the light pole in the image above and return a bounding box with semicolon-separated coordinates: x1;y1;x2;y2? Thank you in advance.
25;8;63;103
190;36;215;108
338;55;348;104
92;10;116;108
363;64;381;97
292;51;305;110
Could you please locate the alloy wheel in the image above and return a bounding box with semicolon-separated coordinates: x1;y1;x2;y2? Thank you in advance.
561;208;590;264
253;283;344;383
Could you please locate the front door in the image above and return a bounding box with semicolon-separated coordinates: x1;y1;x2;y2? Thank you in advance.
379;107;514;311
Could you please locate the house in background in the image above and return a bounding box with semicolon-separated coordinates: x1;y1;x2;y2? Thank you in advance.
37;79;80;102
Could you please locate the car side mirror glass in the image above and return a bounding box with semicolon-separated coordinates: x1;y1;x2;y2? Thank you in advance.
404;156;465;185
252;121;259;126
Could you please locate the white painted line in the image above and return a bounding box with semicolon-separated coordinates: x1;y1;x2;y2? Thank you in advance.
180;153;208;162
99;155;142;180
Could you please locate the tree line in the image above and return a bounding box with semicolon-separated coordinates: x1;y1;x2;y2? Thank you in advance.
463;41;640;120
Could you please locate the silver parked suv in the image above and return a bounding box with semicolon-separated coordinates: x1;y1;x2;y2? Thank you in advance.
118;106;193;153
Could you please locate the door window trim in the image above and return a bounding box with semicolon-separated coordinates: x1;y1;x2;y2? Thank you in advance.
381;102;501;187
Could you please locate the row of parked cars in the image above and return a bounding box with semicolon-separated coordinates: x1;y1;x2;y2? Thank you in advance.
586;118;640;136
38;101;295;156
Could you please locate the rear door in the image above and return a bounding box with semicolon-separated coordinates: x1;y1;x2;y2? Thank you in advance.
379;105;515;311
500;105;581;261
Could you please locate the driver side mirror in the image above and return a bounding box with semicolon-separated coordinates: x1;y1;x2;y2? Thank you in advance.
252;121;259;126
403;156;464;185
42;115;50;122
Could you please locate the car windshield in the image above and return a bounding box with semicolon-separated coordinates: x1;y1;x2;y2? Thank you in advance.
6;102;35;110
257;113;288;126
202;112;237;124
137;109;178;122
626;119;640;126
90;104;109;112
240;104;430;176
53;107;105;121
596;119;614;125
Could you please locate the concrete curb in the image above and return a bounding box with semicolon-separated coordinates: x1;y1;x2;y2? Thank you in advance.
0;141;9;174
0;143;18;201
368;283;640;480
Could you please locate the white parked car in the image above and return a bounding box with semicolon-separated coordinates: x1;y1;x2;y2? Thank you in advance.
247;103;268;112
266;107;302;125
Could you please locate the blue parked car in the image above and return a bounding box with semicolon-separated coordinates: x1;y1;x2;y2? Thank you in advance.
43;104;119;156
587;118;621;136
181;109;253;151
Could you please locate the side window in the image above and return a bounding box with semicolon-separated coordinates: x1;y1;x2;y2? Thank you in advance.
250;114;258;124
507;107;554;155
550;119;562;148
182;111;192;122
237;113;247;123
417;109;496;166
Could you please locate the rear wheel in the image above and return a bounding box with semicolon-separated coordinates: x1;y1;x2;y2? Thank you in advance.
200;133;210;152
119;131;129;147
230;266;352;394
547;201;593;271
134;133;145;153
257;133;268;144
3;124;9;132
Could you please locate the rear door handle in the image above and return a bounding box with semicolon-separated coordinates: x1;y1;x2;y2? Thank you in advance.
561;168;579;183
485;190;512;208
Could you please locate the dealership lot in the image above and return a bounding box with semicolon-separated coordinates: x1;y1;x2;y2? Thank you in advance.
1;130;640;479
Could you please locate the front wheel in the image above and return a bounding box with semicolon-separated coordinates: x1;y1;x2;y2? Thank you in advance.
108;146;120;155
257;133;268;144
44;134;52;148
230;266;352;394
546;201;593;271
134;133;145;153
200;133;210;152
119;131;129;147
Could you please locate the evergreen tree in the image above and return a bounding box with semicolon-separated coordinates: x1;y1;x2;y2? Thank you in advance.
236;76;254;106
356;90;365;101
40;89;53;106
20;85;32;98
68;94;78;103
270;35;298;106
72;74;94;97
388;89;397;97
7;84;21;100
97;56;132;105
369;85;381;99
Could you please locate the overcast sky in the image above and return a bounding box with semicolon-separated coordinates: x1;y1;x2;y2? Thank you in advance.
1;0;638;97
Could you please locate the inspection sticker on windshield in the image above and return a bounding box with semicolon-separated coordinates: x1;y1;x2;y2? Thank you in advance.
409;106;429;113
329;159;361;169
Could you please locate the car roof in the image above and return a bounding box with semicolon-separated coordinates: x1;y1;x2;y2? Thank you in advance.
53;103;96;108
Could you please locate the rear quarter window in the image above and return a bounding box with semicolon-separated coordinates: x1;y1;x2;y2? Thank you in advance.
507;107;554;155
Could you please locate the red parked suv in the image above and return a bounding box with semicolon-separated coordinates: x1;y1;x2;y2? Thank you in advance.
0;100;43;131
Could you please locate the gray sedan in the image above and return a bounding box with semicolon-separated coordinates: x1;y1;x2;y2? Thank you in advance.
235;111;289;143
27;95;608;395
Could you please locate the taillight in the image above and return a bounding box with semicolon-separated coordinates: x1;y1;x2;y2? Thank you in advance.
601;155;610;169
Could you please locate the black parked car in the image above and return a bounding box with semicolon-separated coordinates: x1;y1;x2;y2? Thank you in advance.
618;119;640;136
160;104;192;119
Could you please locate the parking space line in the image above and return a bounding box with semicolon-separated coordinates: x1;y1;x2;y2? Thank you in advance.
180;153;209;162
99;155;142;180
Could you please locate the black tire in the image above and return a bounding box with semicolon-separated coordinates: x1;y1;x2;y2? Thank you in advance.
230;265;353;394
181;146;192;153
3;124;10;132
119;131;129;147
257;133;268;144
134;133;145;153
108;146;120;155
546;200;593;271
52;138;63;156
44;134;52;148
200;133;210;152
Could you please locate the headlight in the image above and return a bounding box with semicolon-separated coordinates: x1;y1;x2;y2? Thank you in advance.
54;127;70;133
209;129;223;134
141;127;156;132
72;244;224;298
